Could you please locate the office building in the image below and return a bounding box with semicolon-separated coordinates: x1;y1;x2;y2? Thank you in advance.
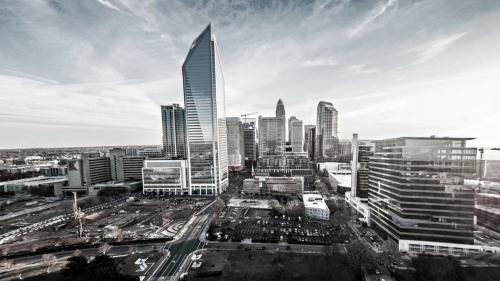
136;147;163;158
255;154;312;176
243;118;257;164
475;192;500;236
142;160;188;195
350;134;374;200
0;176;68;195
368;137;477;245
243;176;304;196
259;117;285;156
67;153;111;193
226;117;245;171
304;125;316;160
183;24;228;195
110;148;145;181
258;100;287;156
303;192;330;220
288;116;303;153
161;104;186;159
315;101;338;161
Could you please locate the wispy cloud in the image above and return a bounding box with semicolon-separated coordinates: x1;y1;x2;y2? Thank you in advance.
0;0;499;147
95;0;122;12
302;56;337;67
348;0;398;38
347;64;378;74
404;32;468;64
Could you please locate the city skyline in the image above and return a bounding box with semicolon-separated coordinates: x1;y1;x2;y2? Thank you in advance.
1;0;500;152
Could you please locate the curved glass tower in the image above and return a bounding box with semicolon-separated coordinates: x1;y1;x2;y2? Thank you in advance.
182;24;228;195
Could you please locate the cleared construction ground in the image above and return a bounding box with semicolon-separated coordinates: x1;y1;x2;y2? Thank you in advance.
0;196;211;257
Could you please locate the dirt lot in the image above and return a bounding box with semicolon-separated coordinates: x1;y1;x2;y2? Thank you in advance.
188;249;356;281
0;197;210;256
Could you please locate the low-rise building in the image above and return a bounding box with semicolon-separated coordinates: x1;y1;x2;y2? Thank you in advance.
243;176;304;196
0;176;68;195
475;193;500;237
142;160;188;195
255;154;312;176
303;192;330;220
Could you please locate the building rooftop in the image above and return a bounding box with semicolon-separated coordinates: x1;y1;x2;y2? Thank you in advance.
329;173;352;188
0;176;67;186
378;136;475;141
303;193;329;210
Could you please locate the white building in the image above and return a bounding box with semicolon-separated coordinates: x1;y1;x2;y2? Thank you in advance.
303;192;330;220
142;160;188;195
399;239;500;257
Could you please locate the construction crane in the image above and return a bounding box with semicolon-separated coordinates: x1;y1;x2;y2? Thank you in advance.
240;112;259;122
477;147;500;180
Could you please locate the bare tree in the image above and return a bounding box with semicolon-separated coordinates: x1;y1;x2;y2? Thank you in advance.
98;242;111;255
1;259;14;270
1;246;11;256
41;254;57;273
73;249;82;257
30;243;40;253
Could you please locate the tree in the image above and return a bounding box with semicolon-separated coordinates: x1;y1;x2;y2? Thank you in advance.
64;256;88;276
413;255;465;281
379;239;400;264
30;243;40;253
346;240;376;276
41;253;57;273
98;242;112;255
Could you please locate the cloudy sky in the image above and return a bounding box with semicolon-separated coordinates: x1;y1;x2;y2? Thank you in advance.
1;0;500;154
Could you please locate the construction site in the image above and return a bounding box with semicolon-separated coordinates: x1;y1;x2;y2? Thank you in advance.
0;194;211;257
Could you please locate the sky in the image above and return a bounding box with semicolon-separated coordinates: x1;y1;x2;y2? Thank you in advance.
1;0;500;156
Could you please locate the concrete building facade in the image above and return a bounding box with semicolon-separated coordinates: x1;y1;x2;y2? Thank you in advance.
226;117;245;171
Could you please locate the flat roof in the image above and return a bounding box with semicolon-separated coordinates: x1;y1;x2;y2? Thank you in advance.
0;176;67;186
376;137;475;142
303;193;329;210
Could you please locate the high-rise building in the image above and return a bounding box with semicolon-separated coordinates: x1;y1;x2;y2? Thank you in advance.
304;125;316;160
315;101;338;161
68;153;111;190
368;137;477;245
288;116;303;153
161;104;186;159
183;24;228;195
276;98;285;119
226;117;245;171
258;116;286;156
110;148;126;180
350;134;374;200
243;118;257;165
258;99;287;156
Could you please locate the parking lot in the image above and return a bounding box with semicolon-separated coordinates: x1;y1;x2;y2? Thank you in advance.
208;206;354;245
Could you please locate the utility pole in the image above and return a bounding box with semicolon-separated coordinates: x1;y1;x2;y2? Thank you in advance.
72;192;84;238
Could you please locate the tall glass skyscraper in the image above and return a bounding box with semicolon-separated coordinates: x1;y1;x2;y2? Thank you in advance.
315;101;338;160
182;24;228;195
